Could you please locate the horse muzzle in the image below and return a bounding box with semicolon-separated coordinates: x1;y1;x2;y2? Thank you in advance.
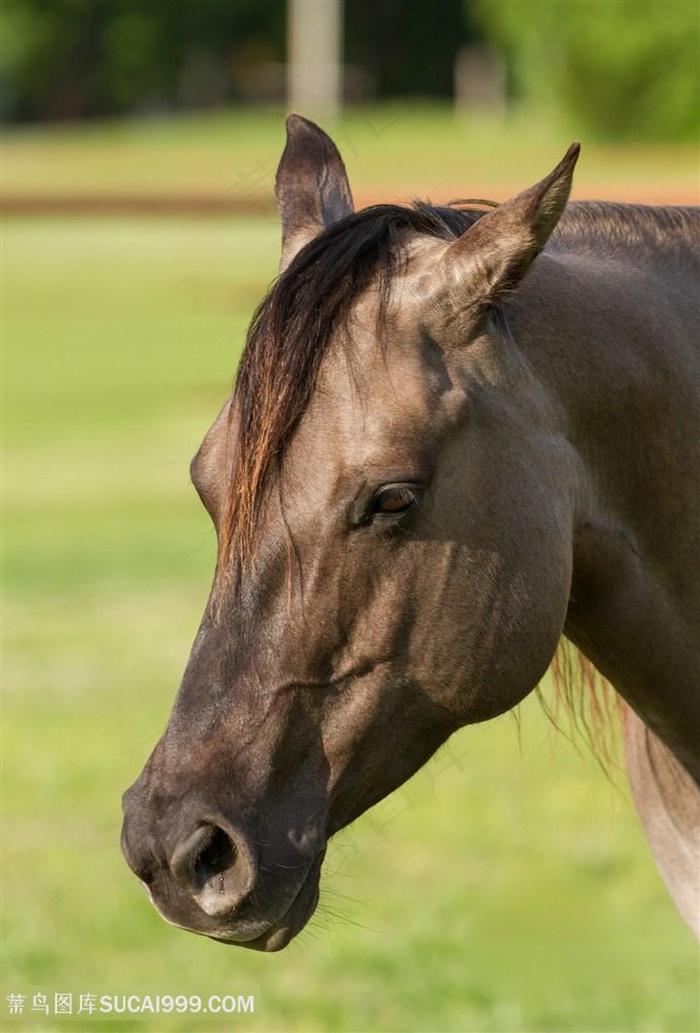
120;788;325;950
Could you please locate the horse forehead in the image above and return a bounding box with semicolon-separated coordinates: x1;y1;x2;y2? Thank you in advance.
319;305;435;432
322;242;447;405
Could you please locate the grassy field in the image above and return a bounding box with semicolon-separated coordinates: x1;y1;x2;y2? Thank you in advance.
2;110;699;1033
3;104;699;205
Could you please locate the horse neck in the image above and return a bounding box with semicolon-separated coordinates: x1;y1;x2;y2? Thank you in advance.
507;237;700;780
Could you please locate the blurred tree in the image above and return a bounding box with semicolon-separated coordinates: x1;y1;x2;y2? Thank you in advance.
473;0;699;141
0;0;475;122
1;0;695;139
345;0;471;97
0;0;284;121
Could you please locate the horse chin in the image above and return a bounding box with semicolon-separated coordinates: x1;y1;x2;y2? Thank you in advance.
209;852;324;952
138;848;324;951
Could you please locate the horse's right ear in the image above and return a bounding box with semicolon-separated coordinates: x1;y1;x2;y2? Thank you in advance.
275;114;355;273
439;142;580;317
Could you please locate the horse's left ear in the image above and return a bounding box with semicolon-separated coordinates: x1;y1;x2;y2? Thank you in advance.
275;113;355;273
443;142;580;310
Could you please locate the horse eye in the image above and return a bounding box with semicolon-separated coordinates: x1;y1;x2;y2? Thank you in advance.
371;485;419;517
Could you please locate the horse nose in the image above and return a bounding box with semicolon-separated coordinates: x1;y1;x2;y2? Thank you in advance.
169;820;256;918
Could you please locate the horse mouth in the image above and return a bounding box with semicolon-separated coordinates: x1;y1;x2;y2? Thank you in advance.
210;851;325;952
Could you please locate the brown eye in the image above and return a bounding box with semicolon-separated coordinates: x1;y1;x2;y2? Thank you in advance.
371;485;419;517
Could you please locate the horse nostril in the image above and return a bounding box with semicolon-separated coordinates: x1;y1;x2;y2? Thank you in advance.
192;825;237;888
170;822;253;918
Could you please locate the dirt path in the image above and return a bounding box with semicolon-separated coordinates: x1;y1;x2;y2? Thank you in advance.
3;182;698;217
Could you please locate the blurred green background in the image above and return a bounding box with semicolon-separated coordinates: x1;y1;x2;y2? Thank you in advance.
2;3;699;1032
1;0;698;139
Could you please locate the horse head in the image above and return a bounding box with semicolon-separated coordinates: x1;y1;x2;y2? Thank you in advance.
121;116;582;949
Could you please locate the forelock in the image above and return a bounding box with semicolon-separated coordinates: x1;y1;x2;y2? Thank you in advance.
217;201;491;578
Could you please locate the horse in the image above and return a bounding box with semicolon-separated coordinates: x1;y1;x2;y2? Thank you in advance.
121;115;700;950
